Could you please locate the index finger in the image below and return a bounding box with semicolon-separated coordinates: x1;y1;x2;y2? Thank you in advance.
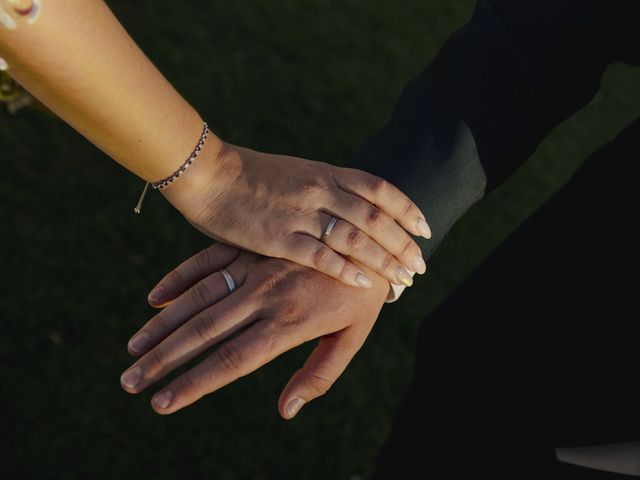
335;168;431;239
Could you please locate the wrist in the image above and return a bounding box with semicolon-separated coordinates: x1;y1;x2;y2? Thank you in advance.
159;132;236;216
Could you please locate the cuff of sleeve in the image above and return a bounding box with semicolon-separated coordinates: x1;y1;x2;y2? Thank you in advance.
384;271;416;303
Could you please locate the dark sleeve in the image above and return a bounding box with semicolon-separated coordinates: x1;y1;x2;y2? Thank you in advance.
350;0;639;259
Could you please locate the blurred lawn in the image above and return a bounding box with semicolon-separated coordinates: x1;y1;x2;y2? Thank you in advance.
1;1;638;478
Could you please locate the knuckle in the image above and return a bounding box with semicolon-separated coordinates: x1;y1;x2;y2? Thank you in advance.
275;297;302;321
401;199;414;218
339;166;358;177
192;313;218;344
337;257;351;281
400;239;415;257
346;228;367;250
276;312;306;336
189;282;210;310
312;245;334;269
165;269;184;290
369;176;388;196
365;207;386;231
300;178;330;197
216;344;244;373
194;247;213;269
147;347;165;372
381;253;395;273
256;276;279;299
151;312;170;333
254;330;278;358
254;269;286;300
182;369;200;393
305;372;333;397
287;202;309;215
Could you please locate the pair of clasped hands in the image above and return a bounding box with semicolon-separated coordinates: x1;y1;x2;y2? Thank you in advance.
119;141;431;420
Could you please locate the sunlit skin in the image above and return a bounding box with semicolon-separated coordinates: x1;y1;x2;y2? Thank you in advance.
0;1;428;291
120;243;390;419
0;0;39;29
1;0;39;85
7;0;34;16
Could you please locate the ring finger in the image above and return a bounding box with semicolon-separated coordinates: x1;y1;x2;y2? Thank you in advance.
120;267;260;394
312;213;418;287
127;259;248;357
326;191;426;275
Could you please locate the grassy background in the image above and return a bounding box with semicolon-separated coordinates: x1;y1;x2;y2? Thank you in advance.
1;1;638;478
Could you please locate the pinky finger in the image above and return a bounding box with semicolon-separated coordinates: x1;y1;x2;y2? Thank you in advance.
283;233;373;288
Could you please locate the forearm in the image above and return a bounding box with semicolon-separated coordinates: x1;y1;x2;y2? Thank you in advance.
0;0;222;181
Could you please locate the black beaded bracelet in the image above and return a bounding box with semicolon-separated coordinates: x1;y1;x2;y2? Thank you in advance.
134;122;209;214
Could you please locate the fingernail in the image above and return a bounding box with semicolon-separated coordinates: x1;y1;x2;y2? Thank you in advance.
120;366;142;389
412;255;427;275
396;266;413;287
128;331;151;353
355;272;372;288
285;397;305;419
416;218;431;239
148;285;165;304
153;390;173;409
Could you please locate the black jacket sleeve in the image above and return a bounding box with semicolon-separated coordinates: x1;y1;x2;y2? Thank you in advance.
350;0;639;259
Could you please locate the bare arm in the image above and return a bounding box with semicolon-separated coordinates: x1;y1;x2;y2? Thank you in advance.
0;0;430;289
0;0;218;181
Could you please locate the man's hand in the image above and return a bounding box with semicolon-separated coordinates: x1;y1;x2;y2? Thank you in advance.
120;243;389;418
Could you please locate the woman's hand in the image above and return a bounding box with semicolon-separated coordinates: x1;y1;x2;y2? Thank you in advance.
120;243;390;417
160;142;431;289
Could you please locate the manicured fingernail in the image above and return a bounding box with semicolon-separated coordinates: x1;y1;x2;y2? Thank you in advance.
396;266;413;287
128;331;151;354
355;272;372;288
416;218;431;239
120;366;142;389
285;397;305;419
148;285;165;304
412;255;427;275
153;390;173;409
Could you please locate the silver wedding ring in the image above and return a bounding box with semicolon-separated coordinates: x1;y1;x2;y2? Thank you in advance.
321;216;339;242
220;268;236;294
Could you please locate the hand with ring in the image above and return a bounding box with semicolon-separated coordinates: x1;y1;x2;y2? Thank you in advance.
120;243;391;417
161;143;431;289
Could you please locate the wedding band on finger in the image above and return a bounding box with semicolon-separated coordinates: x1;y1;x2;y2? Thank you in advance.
220;268;236;294
321;216;339;242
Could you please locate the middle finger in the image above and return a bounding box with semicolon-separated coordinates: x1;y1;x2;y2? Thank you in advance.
317;214;418;286
120;285;260;395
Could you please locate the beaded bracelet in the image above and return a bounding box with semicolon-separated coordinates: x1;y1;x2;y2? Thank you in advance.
134;122;209;214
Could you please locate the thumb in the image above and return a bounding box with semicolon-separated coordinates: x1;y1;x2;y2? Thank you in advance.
278;325;367;420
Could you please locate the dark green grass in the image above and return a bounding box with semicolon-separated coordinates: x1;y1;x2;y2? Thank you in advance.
1;1;638;478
